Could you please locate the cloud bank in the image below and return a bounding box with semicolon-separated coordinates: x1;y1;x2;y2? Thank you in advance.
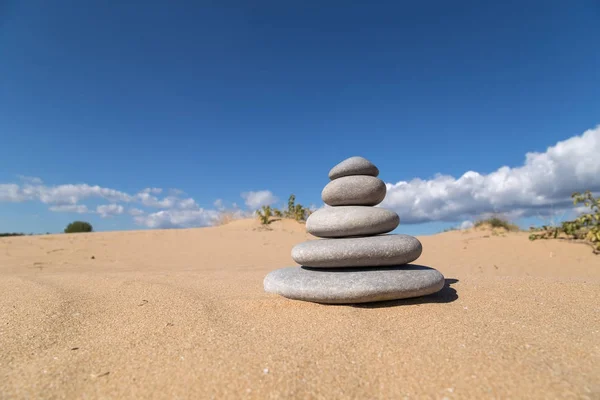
134;209;218;229
380;125;600;223
97;204;125;218
0;182;249;229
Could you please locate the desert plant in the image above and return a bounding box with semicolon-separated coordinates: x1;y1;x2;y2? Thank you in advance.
255;195;311;223
64;221;93;233
256;205;273;225
282;194;310;222
286;195;296;217
474;216;519;231
529;191;600;253
293;203;308;221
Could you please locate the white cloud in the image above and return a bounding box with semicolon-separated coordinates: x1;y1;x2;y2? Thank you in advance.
241;190;278;209
210;199;253;223
49;204;90;214
128;208;145;216
0;176;222;228
97;204;124;218
177;198;199;210
0;184;25;202
134;209;218;229
1;178;199;212
19;183;132;205
214;198;225;210
135;192;186;208
0;178;208;227
459;221;474;230
141;187;163;194
381;126;600;223
232;209;252;219
134;192;198;210
213;198;246;213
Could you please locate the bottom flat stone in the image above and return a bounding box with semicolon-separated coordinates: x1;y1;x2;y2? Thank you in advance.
263;265;445;304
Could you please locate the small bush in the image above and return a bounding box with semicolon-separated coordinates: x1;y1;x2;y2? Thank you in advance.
256;206;273;225
0;232;25;237
530;191;600;253
284;194;310;222
255;194;311;225
64;221;93;233
474;216;519;231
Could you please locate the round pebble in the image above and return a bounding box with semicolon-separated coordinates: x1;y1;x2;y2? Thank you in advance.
306;206;399;238
292;234;422;268
322;175;386;206
329;156;379;180
264;265;445;304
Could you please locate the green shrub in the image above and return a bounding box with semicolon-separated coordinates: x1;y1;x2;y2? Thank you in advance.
0;232;25;237
256;194;311;224
284;194;310;222
293;204;307;221
256;206;273;225
287;195;296;217
474;216;519;231
64;221;93;233
530;191;600;253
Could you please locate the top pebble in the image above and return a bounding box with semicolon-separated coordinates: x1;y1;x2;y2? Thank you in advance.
328;156;379;180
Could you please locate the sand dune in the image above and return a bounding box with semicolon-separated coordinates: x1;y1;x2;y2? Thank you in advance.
1;219;599;399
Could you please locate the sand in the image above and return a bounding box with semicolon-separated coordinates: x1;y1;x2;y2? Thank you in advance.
1;218;599;399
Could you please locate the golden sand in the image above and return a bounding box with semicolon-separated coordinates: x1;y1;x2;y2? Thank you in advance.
1;219;599;398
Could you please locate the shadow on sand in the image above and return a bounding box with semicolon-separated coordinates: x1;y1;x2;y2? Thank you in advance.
350;278;459;309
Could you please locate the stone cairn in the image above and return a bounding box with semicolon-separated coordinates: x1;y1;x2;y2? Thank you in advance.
264;156;445;304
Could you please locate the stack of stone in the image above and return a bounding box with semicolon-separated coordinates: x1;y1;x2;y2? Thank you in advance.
264;156;445;304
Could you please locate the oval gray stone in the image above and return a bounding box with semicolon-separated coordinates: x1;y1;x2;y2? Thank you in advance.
329;156;379;180
291;234;422;268
306;206;399;238
322;176;386;206
264;265;445;304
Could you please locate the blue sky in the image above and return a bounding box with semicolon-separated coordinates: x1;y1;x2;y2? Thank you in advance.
1;1;599;235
